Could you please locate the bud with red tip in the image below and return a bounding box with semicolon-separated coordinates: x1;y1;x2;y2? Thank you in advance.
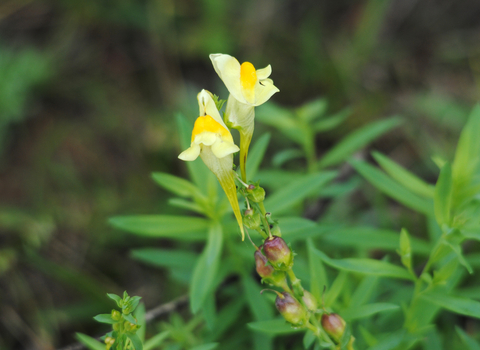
263;236;293;270
254;248;288;288
275;292;308;327
321;313;346;343
246;184;265;202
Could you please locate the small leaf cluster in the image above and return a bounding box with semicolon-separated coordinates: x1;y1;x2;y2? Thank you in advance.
85;292;143;350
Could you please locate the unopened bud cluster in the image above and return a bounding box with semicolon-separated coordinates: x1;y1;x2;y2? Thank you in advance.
248;208;353;347
252;233;317;329
94;291;142;350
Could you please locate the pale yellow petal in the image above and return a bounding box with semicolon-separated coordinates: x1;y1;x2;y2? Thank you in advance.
209;54;247;104
194;131;216;146
211;139;240;159
254;78;279;106
225;95;255;181
178;144;201;161
256;64;272;80
200;148;244;240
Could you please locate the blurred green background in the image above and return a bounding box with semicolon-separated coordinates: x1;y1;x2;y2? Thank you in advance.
1;0;480;349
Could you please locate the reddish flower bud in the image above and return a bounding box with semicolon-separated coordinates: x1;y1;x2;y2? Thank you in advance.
275;292;308;326
321;313;346;343
263;236;293;270
254;248;288;287
254;248;274;278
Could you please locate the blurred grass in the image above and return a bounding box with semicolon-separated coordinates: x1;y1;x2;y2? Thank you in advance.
1;0;480;348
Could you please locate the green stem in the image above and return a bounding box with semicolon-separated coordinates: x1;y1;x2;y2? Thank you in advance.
305;321;320;335
254;202;271;239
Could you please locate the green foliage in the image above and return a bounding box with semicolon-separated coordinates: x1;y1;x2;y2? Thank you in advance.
77;291;143;350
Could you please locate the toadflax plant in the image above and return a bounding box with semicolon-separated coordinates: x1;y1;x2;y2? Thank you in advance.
107;53;480;350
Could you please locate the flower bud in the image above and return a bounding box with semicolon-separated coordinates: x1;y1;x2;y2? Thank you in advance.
263;236;293;270
275;292;308;327
246;184;265;202
254;248;288;287
270;224;281;237
244;208;261;230
105;336;115;350
321;313;346;343
111;309;121;321
302;290;317;312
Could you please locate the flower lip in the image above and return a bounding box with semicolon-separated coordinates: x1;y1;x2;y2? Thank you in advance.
209;53;279;106
191;115;232;143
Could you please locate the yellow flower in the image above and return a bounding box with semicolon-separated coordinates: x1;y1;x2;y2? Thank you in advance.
209;54;279;106
179;89;244;240
210;54;279;181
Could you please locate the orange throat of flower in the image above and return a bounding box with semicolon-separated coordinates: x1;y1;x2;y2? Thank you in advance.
240;62;257;102
191;115;231;142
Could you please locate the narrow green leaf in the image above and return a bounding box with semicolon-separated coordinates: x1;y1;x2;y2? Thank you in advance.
372;151;435;198
127;333;143;350
107;293;122;306
123;313;137;324
151;172;201;198
456;326;480;350
321;227;431;255
444;239;473;274
359;326;377;347
303;330;316;349
109;215;209;240
93;314;116;324
144;331;170;350
340;324;352;350
325;271;348;306
350;160;434;216
130;249;197;270
168;198;205;214
318;117;403;169
318;176;362;198
209;298;246;340
423;328;443;350
399;228;412;270
433;255;458;285
284;223;336;242
452;104;480;205
312;248;413;280
340;303;399;320
307;238;328;301
278;217;317;237
134;303;146;342
313;107;351;133
350;275;379;307
421;292;480;318
190;343;219;350
255;103;304;145
203;294;216;330
75;333;105;350
367;329;406;350
247;133;271;180
272;148;304;168
242;274;274;321
247;318;302;334
296;98;328;122
264;171;337;214
190;223;223;313
434;162;453;227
